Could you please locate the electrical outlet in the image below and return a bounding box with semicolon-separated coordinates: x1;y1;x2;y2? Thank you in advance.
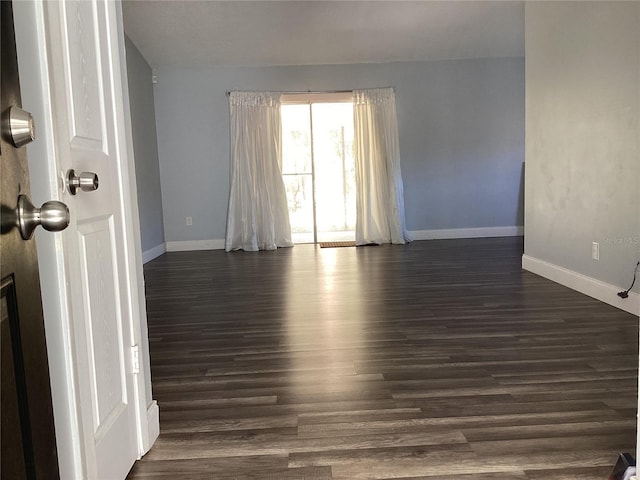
186;216;192;226
592;241;599;261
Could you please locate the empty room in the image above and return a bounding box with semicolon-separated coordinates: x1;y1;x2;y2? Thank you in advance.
5;1;639;479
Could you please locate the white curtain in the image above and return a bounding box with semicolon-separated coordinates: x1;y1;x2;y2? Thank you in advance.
225;92;293;251
353;88;410;245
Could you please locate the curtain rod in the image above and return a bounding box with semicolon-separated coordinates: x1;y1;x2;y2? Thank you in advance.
225;89;353;97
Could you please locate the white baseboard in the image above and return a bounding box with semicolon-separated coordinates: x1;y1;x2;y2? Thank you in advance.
141;400;159;456
162;230;524;251
142;243;166;264
165;239;225;252
522;254;639;316
409;226;524;241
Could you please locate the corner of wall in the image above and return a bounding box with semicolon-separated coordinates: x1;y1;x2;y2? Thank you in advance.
142;243;167;264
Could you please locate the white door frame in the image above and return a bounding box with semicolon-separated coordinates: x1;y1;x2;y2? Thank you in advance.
13;1;158;478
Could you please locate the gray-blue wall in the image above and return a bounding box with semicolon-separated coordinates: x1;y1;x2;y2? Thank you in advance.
525;2;639;294
152;57;524;243
125;36;165;253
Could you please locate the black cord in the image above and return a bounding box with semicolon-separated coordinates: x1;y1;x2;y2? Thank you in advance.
618;261;640;299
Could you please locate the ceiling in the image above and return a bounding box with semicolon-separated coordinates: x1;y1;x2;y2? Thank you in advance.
122;1;524;68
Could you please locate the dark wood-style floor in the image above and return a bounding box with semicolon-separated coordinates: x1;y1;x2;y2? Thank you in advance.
127;237;638;479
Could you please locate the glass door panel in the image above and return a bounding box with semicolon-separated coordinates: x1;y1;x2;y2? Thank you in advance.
281;104;312;174
282;100;355;244
312;103;355;243
282;104;315;243
283;174;314;244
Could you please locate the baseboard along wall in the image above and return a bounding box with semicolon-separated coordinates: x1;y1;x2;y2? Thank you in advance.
165;239;226;253
522;254;640;316
142;400;160;456
153;227;525;258
142;243;166;264
409;226;524;241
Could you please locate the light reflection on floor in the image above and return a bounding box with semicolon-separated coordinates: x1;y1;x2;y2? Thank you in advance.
283;244;366;397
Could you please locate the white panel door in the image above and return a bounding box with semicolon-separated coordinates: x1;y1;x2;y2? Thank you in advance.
42;1;141;478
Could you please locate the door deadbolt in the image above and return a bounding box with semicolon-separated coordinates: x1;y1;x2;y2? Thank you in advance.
67;169;99;195
16;194;70;240
3;106;36;147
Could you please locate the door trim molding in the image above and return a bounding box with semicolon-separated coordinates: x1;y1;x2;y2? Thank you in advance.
112;0;159;460
141;401;160;453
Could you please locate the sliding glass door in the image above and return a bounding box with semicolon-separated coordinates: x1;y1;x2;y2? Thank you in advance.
281;96;355;244
281;105;314;243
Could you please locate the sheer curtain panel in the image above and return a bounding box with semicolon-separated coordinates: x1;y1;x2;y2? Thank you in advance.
353;88;410;245
225;92;293;251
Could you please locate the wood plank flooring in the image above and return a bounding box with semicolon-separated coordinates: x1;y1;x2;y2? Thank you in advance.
127;237;638;479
